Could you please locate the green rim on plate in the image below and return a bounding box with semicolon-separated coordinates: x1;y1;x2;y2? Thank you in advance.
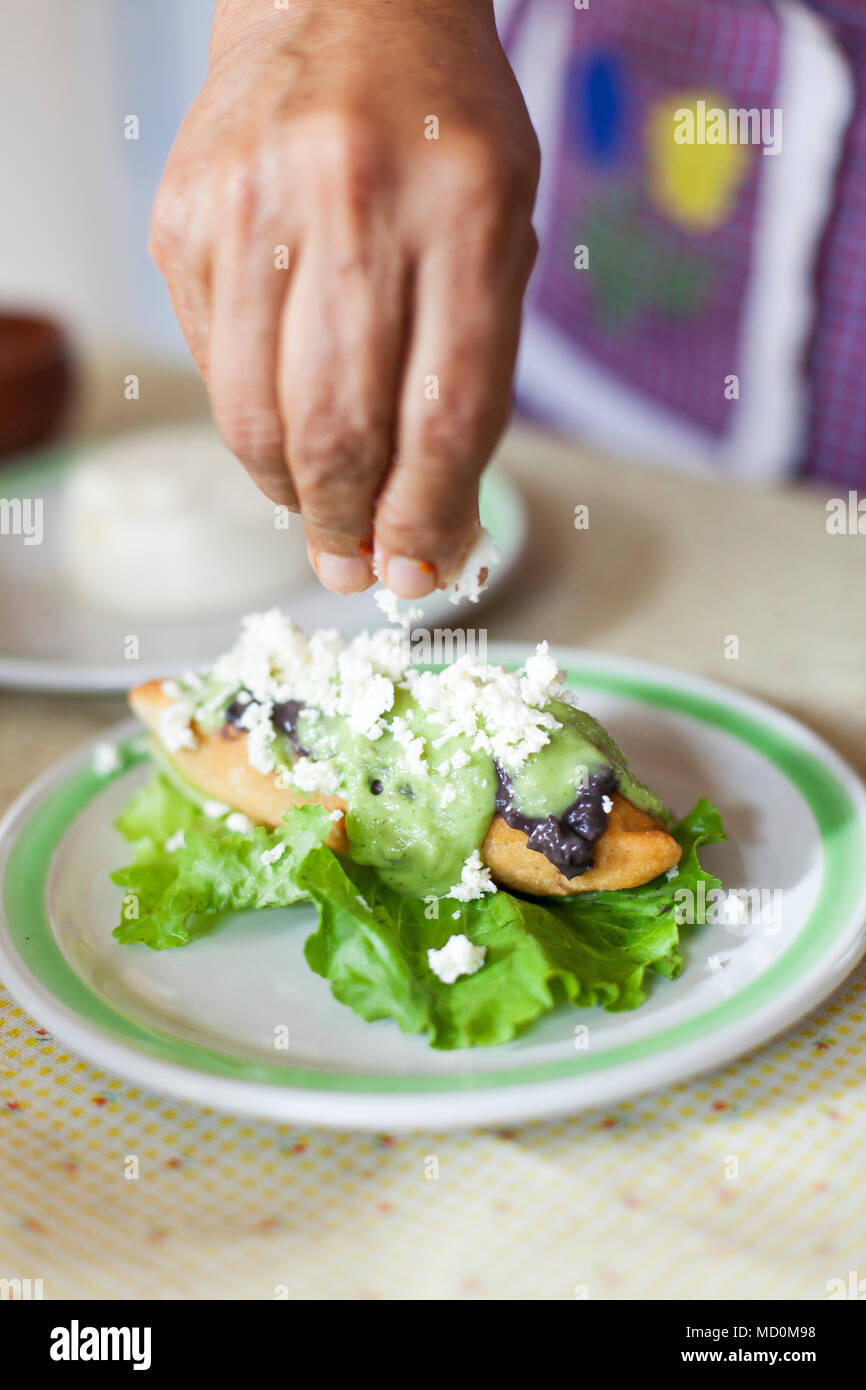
2;665;865;1094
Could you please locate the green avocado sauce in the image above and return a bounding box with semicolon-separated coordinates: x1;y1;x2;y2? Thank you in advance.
507;700;668;824
287;693;668;899
292;691;496;898
182;668;668;899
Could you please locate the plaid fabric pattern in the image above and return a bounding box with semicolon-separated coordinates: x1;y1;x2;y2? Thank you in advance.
502;0;866;485
800;4;866;485
532;0;779;439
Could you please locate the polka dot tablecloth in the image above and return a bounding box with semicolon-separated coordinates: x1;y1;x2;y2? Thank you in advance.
3;962;866;1300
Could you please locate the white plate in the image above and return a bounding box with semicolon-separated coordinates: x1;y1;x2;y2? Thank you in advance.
0;439;526;691
1;646;865;1131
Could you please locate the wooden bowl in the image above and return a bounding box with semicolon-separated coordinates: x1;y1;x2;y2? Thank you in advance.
0;313;73;458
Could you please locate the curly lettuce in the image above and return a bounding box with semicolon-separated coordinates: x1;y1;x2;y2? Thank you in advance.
112;774;724;1048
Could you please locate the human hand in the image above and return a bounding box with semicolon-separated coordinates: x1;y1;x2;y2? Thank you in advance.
150;0;538;597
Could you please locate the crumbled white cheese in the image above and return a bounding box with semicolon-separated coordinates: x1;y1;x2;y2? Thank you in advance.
374;586;424;628
332;644;397;740
427;933;487;984
390;716;428;778
442;748;470;774
159;699;197;753
665;866;679;881
203;799;230;819
162;611;577;795
374;587;402;624
225;812;252;833
445;527;499;606
521;641;565;707
91;741;121;776
408;646;562;772
287;756;342;796
237;698;277;775
329;808;343;822
451;909;461;920
260;842;286;866
602;795;613;814
164;829;186;852
440;785;457;808
447;849;497;902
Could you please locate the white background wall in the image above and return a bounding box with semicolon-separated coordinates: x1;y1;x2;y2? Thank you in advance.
0;0;212;385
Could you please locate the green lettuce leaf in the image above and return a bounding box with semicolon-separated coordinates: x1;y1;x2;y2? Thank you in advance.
111;772;725;1048
299;797;725;1048
111;775;331;948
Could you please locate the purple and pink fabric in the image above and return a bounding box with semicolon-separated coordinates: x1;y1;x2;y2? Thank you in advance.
499;0;866;486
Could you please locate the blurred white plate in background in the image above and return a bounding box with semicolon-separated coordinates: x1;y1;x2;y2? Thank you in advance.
0;425;527;691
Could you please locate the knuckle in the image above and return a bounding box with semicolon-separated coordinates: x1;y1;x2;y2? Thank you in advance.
433;132;539;260
446;132;536;207
303;112;381;193
149;181;190;265
415;402;488;463
216;153;264;231
378;498;459;560
292;409;388;499
213;405;284;467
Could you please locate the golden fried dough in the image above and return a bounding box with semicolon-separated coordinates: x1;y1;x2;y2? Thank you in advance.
482;792;680;896
129;681;349;851
130;681;681;895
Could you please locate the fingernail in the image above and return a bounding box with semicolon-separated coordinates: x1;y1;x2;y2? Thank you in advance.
384;555;438;598
314;552;373;594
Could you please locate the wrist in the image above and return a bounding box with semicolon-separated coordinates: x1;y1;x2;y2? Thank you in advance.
211;0;497;63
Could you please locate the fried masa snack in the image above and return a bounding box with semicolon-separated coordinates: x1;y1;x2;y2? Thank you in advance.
113;618;730;1047
129;660;681;899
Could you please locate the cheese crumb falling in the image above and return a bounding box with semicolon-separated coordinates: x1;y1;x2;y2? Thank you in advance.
225;812;252;833
446;526;499;606
602;795;613;813
164;829;186;852
374;587;402;624
374;588;423;627
427;933;487;984
91;742;121;776
203;799;230;818
447;849;497;902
